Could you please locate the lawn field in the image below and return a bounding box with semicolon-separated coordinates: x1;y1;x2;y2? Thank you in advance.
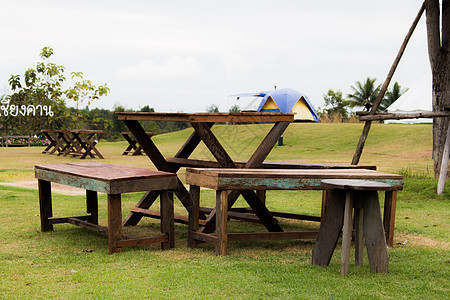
0;123;448;299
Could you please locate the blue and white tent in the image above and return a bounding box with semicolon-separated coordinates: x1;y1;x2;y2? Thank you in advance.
234;88;319;122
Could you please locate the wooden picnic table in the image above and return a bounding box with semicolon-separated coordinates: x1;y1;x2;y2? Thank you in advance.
41;129;106;159
185;168;403;256
121;132;154;156
117;112;295;228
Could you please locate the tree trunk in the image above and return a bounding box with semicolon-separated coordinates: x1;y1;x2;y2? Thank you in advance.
425;0;450;178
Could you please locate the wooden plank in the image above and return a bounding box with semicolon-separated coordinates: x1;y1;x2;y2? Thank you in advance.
241;190;283;232
190;231;218;244
116;236;167;248
107;194;122;254
160;191;174;249
321;179;395;191
129;207;199;225
363;191;389;273
117;112;294;123
123;191;160;226
49;216;91;224
166;157;377;170
38;179;53;232
359;111;450;121
341;191;353;275
67;217;109;235
174;123;214;160
227;231;317;241
312;189;346;266
186;170;404;191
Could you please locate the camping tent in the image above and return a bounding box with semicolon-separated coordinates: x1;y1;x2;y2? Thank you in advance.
385;75;433;124
234;88;319;122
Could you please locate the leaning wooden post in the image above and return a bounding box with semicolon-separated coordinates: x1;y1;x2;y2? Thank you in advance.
437;122;450;194
352;3;426;165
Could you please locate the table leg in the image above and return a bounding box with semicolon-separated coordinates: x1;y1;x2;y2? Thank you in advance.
188;185;200;248
216;190;228;256
160;191;174;250
107;194;122;254
312;189;345;266
363;191;389;273
86;190;98;225
38;179;53;232
341;191;353;275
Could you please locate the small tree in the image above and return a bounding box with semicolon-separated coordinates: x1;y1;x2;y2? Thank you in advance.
206;104;219;112
229;105;241;113
381;82;408;111
322;90;350;122
3;46;109;135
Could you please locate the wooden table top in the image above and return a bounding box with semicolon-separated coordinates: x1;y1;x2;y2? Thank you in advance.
185;168;404;190
116;112;294;123
35;162;176;181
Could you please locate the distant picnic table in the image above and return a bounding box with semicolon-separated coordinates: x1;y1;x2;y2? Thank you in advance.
41;129;105;159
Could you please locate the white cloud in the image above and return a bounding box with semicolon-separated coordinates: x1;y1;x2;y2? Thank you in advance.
114;56;202;80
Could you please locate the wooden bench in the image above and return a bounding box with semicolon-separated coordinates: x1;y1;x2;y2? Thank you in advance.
1;135;31;147
35;162;178;254
312;179;394;275
186;168;403;256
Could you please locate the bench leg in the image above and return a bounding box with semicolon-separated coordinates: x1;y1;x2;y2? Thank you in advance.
341;191;353;275
107;194;122;254
188;185;200;248
86;190;98;225
312;189;345;266
160;191;174;250
38;179;53;232
354;203;364;267
363;191;389;273
383;191;397;247
216;190;228;256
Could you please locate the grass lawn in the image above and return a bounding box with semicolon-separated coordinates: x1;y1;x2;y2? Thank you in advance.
0;123;448;299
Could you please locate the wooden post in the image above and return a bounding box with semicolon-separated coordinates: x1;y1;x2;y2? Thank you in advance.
38;179;53;232
188;185;200;248
437;123;450;194
341;191;353;275
352;3;426;165
107;194;122;254
216;190;228;256
160;191;174;250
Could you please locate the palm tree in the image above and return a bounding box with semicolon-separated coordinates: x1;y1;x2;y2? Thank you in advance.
381;82;408;111
347;78;381;111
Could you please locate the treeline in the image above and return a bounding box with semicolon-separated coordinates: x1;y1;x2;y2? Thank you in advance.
72;105;190;141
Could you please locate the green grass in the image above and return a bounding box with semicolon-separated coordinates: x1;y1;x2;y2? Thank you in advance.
0;123;448;298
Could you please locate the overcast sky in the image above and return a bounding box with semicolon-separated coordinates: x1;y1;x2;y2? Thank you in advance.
0;0;431;112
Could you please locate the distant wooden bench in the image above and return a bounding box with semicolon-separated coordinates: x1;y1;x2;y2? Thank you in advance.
121;132;154;156
35;162;178;254
186;168;403;256
1;135;31;147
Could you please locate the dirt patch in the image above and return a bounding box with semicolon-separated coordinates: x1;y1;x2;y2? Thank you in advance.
394;233;449;249
0;181;85;196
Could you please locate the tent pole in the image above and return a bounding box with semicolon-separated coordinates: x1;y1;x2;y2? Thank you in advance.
351;3;426;165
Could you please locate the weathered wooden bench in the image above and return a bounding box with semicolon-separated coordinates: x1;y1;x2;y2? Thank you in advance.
1;135;31;147
186;168;403;256
35;162;178;254
313;179;394;275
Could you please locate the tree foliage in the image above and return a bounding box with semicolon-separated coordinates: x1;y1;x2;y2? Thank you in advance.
321;90;350;122
1;47;109;135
